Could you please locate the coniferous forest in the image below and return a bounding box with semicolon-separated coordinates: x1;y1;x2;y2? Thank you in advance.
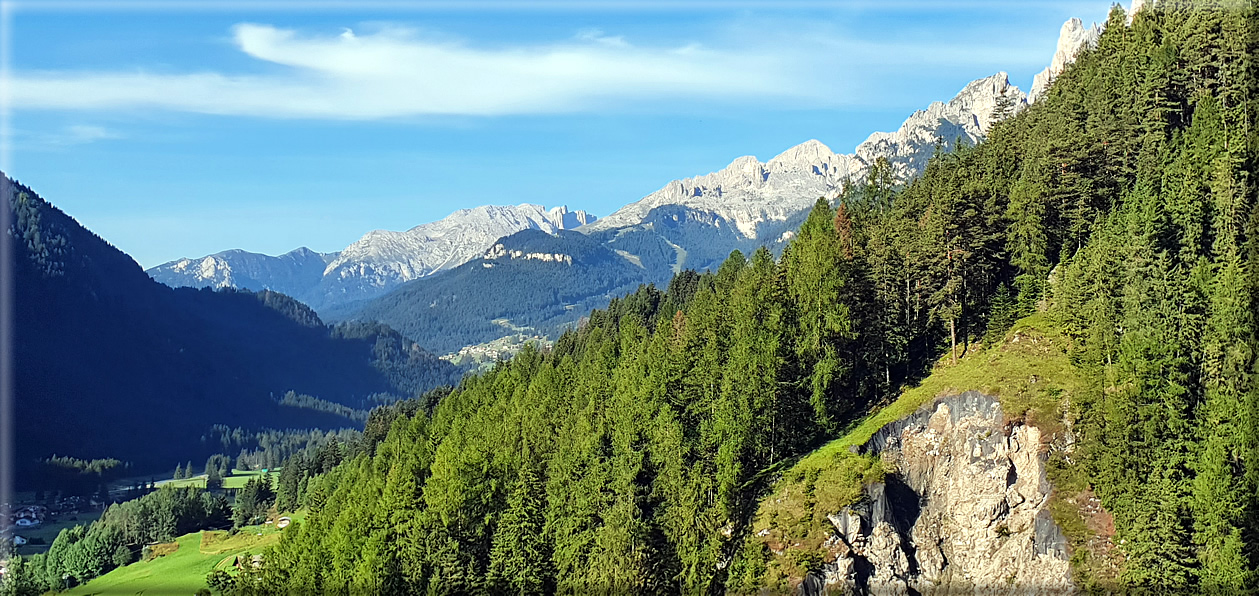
4;1;1258;595
176;2;1255;593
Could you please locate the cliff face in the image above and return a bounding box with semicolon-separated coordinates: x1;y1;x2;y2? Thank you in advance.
806;391;1073;595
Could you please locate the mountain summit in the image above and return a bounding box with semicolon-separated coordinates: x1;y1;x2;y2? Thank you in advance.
1029;18;1103;102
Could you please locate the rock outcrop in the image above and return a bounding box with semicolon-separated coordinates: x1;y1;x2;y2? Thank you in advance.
807;391;1073;595
1028;0;1151;104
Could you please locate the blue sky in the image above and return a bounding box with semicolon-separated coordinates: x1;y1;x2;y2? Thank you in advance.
4;0;1116;268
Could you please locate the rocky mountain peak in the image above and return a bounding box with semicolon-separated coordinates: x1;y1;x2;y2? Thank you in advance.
150;203;596;311
583;72;1023;239
768;139;837;167
1029;17;1103;102
547;205;596;229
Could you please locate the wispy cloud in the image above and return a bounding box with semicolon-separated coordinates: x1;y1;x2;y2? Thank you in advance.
5;24;828;119
13;124;123;149
3;19;1055;120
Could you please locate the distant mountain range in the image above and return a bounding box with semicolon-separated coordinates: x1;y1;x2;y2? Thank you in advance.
147;246;336;299
149;204;595;312
8;175;463;485
147;18;1099;353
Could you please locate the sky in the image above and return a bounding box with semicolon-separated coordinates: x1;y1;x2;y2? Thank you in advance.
3;0;1117;269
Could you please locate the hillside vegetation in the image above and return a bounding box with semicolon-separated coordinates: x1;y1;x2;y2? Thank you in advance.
61;512;305;596
195;3;1259;594
350;229;655;354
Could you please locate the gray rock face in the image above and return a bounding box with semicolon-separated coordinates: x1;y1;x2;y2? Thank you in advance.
1029;0;1150;104
146;247;336;298
809;391;1074;595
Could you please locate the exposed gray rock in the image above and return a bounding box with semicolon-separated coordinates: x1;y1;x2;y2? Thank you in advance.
807;391;1075;595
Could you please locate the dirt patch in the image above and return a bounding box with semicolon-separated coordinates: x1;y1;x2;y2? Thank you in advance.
1054;487;1122;587
147;541;179;558
200;530;227;552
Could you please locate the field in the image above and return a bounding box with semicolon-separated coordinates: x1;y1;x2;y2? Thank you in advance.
13;511;102;556
65;510;306;596
161;468;279;490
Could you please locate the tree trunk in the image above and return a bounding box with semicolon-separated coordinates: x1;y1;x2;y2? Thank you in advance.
950;319;957;365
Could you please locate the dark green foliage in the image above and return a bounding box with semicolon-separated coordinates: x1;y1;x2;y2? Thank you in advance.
205;453;233;479
275;390;369;423
207;569;236;594
233;476;276;528
37;455;128;497
251;289;323;327
206;466;224;491
1040;1;1259;589
230;427;361;471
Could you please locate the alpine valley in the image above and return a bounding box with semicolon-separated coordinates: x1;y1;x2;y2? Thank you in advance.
6;1;1259;595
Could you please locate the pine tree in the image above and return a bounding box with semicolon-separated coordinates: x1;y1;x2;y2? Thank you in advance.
486;456;552;595
206;467;223;491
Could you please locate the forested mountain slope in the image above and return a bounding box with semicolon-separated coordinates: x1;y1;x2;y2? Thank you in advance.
351;229;653;354
7;178;463;485
126;1;1259;593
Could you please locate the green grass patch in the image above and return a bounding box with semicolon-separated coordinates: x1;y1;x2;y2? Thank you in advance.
65;509;306;596
64;532;213;596
794;313;1082;475
162;468;280;490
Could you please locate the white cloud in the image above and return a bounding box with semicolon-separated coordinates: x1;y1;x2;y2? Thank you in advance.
62;124;121;144
15;124;122;148
3;19;1055;120
5;24;823;119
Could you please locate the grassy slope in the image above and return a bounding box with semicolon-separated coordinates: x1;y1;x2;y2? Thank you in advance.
162;469;279;490
747;314;1093;588
64;510;306;596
